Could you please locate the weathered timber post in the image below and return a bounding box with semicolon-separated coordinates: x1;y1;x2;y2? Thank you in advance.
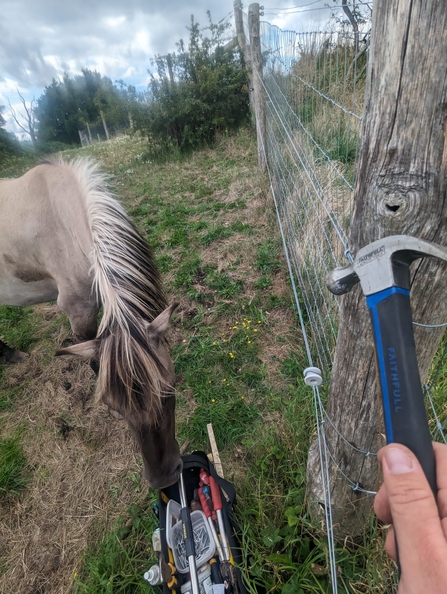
86;122;93;145
307;0;447;538
248;3;267;171
234;0;254;109
100;110;110;141
234;1;245;50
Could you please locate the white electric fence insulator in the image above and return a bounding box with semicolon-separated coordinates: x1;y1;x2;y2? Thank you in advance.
303;367;323;386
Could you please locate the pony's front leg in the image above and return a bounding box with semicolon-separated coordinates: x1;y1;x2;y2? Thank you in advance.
0;338;28;363
57;291;99;342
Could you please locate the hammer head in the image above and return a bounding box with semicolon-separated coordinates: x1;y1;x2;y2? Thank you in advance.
327;235;447;296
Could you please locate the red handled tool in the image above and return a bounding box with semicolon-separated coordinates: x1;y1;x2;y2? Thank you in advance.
198;487;225;561
209;475;231;562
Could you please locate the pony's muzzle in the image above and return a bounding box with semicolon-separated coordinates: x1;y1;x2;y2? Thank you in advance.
144;459;183;490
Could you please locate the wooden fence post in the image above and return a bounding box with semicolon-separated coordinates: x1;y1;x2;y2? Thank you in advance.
86;122;93;145
306;0;447;537
100;110;110;141
248;3;267;172
234;0;254;110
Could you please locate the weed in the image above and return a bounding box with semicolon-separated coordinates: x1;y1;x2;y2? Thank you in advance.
0;386;25;412
0;305;36;352
205;271;244;298
254;276;272;289
256;240;282;274
200;225;234;246
174;257;203;288
74;502;159;594
0;432;29;497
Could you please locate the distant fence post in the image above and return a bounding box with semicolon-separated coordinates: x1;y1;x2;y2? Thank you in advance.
234;0;254;110
306;0;447;537
86;122;93;145
248;3;267;171
100;110;110;141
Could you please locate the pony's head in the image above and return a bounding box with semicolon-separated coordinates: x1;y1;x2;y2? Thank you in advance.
56;303;182;490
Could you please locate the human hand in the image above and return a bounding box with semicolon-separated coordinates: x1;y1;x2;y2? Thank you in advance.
374;442;447;594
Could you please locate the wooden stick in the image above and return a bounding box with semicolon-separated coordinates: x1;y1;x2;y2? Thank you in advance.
207;423;224;478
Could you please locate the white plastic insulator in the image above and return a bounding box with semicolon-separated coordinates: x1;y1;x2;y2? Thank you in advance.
303;367;323;386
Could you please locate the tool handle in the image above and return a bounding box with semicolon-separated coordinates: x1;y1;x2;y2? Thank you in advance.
366;287;437;495
179;474;200;594
200;468;210;486
198;487;212;519
209;476;223;511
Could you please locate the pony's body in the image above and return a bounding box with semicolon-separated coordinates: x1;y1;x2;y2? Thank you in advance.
0;162;98;339
0;159;181;489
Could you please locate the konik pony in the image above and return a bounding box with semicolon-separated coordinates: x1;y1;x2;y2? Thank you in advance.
0;158;182;489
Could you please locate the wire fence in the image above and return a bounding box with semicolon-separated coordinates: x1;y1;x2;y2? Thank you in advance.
260;24;367;377
241;10;447;593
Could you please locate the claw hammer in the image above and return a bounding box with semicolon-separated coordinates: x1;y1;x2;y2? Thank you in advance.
326;235;447;496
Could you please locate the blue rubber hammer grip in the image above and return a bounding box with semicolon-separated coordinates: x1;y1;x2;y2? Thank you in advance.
366;287;437;495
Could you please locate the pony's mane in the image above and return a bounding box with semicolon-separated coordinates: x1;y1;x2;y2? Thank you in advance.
48;157;168;415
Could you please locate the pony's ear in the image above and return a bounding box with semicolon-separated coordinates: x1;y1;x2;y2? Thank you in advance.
55;339;100;359
145;303;179;338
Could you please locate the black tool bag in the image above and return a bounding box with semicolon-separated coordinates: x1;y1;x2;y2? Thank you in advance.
157;451;248;594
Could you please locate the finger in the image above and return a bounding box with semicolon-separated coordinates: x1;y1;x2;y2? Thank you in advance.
380;444;447;571
376;443;447;532
432;442;447;542
384;524;397;561
374;482;393;525
433;442;447;519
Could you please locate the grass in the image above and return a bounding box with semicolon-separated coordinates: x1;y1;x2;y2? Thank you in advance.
0;432;29;497
0;129;399;594
73;504;160;594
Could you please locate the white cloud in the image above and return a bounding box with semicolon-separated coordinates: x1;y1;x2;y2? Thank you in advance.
103;15;127;28
0;0;340;135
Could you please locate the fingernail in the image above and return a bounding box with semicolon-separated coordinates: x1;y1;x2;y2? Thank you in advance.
385;447;413;474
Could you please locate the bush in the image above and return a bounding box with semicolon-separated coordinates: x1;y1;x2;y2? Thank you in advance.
0;128;23;164
139;13;250;160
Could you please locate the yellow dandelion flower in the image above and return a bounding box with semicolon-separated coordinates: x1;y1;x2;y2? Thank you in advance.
247;340;252;344
253;329;258;332
211;398;216;403
223;378;227;382
241;395;245;400
258;320;261;324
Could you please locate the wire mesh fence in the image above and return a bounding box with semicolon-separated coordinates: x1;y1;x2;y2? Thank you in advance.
240;9;447;591
260;24;369;377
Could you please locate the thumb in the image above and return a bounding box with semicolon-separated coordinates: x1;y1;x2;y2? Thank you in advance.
380;445;446;571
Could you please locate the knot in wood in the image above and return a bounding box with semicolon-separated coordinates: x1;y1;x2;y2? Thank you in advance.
377;174;428;219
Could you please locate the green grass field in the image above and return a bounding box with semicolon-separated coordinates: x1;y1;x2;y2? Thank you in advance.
0;129;397;594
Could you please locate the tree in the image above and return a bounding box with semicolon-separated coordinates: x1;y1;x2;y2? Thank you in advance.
142;12;250;158
7;90;38;147
307;0;447;537
0;106;22;163
328;0;372;53
35;70;128;145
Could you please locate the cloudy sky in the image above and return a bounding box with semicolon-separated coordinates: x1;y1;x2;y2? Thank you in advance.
0;0;340;136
